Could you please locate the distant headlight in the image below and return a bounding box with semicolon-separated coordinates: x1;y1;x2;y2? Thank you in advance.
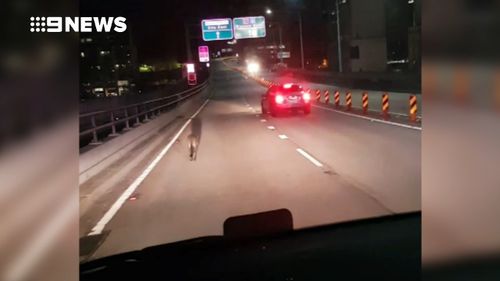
247;62;260;74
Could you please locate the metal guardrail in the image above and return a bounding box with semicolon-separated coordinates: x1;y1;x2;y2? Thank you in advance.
79;80;209;145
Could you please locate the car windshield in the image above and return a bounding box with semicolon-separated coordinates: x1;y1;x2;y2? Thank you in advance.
79;0;421;262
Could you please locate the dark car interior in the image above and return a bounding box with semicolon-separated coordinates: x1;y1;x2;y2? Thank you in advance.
81;209;420;281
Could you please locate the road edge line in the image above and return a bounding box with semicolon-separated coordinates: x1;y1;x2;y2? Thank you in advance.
313;105;422;131
223;64;422;130
88;99;210;236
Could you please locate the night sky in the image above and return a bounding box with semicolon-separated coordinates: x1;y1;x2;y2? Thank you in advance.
81;0;311;63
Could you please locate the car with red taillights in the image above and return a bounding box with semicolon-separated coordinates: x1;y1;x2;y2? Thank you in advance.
261;83;311;116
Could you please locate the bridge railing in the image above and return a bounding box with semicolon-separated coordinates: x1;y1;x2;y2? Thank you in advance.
79;80;209;146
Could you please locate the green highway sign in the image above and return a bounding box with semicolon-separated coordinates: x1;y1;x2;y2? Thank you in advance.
233;16;266;39
201;18;233;41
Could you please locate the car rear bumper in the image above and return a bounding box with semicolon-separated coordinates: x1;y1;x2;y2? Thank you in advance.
274;102;309;109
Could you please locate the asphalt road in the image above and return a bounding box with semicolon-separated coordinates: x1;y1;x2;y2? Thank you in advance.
80;62;421;260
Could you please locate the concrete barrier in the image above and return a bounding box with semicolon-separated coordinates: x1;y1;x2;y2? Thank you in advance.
79;84;211;185
263;78;421;118
223;58;421;120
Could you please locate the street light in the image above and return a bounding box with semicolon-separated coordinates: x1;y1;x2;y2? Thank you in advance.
265;8;283;63
265;7;304;69
335;0;346;72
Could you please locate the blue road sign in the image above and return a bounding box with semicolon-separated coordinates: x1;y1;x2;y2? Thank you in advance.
201;18;233;41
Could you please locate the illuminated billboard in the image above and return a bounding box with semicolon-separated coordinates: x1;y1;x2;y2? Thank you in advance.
198;46;209;62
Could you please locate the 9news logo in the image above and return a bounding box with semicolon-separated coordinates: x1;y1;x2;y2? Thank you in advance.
30;17;127;33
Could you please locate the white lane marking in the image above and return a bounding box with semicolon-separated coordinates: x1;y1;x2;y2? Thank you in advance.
260;119;267;122
313;105;422;131
267;126;275;130
296;148;323;167
356;106;422;119
278;134;288;140
88;99;210;236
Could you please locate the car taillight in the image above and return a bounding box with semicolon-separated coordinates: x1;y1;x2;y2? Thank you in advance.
275;95;285;104
302;92;311;102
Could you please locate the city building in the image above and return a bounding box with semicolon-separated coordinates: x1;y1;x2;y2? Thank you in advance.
325;0;421;73
80;30;138;99
348;0;387;72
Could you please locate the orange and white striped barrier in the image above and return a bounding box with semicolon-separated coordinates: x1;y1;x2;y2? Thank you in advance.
382;93;390;119
315;89;321;102
334;90;340;107
409;95;418;122
324;90;330;104
346;92;352;111
362;92;368;114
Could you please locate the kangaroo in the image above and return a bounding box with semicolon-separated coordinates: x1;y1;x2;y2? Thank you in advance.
187;134;199;161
